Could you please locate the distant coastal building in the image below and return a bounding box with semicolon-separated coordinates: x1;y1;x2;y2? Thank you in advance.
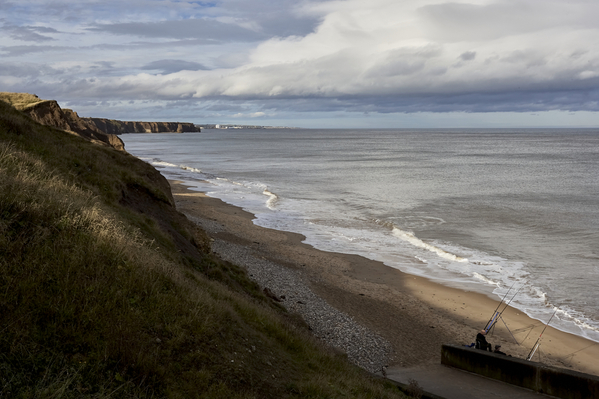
196;124;299;130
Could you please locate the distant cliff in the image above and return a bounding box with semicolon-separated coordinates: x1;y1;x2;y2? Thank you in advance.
83;118;199;134
0;92;125;151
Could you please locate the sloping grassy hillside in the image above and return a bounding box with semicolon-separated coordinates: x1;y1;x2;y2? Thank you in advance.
0;98;406;398
0;92;47;110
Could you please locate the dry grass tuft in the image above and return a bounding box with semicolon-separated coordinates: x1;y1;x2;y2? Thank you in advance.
0;91;46;110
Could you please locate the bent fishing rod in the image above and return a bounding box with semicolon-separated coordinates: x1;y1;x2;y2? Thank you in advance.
526;308;558;361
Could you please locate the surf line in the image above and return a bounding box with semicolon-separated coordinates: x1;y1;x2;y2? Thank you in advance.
526;309;559;361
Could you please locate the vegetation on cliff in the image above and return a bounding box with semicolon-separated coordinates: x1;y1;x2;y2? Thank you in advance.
0;92;125;151
0;96;406;398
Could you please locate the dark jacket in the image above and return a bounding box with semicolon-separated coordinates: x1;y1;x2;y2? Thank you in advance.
476;332;492;351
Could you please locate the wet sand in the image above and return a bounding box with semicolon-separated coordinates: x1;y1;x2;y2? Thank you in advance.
170;180;599;376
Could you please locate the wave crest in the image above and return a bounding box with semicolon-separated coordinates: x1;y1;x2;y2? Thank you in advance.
391;227;468;262
263;189;279;210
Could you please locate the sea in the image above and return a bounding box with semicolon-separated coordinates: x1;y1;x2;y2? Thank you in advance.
121;129;599;343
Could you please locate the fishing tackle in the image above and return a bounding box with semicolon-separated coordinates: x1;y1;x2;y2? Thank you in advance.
484;282;520;333
526;309;558;361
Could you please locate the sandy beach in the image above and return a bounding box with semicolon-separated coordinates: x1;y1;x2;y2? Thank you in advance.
169;180;599;377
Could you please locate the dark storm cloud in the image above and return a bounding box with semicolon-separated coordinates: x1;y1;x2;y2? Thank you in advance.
460;51;476;62
0;62;60;78
87;19;269;42
225;87;599;115
0;45;71;56
211;0;323;37
1;24;58;42
141;59;209;74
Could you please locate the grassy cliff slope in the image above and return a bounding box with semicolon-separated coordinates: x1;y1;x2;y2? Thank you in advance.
0;97;406;398
0;92;125;151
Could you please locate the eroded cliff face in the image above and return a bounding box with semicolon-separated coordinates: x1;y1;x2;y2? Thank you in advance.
0;93;125;151
1;92;198;151
83;118;199;134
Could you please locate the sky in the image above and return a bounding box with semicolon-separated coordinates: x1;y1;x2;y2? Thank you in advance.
2;0;599;128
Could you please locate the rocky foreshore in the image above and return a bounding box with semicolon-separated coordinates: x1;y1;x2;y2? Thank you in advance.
193;213;393;373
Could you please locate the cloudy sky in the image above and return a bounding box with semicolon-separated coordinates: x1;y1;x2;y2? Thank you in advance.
2;0;599;128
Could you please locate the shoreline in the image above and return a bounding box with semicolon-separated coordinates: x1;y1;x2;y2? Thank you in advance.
169;180;599;376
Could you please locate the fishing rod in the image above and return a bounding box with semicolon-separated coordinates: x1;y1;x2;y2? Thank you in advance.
487;284;525;336
484;283;526;343
526;308;558;361
484;281;517;333
500;284;524;315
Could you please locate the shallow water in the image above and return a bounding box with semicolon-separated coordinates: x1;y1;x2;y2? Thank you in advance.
122;128;599;342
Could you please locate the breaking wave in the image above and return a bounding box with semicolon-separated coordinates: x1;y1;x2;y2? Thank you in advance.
391;227;468;263
263;189;279;210
150;159;203;174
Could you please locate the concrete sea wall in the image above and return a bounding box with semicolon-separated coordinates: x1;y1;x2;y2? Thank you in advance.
441;344;599;399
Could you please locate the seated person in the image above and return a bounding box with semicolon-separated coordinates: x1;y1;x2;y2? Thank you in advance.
475;330;492;351
494;345;507;355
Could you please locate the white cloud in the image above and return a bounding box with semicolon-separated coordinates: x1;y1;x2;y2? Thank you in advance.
232;111;266;118
173;0;599;111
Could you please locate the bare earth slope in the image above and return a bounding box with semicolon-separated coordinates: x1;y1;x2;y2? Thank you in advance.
0;92;125;151
83;117;199;134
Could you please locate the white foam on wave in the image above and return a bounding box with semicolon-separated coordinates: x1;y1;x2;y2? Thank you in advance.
180;165;202;173
559;306;599;338
150;159;203;174
392;227;468;262
263;189;279;210
472;272;500;286
152;160;179;168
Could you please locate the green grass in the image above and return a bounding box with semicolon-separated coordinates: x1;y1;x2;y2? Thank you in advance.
0;92;47;110
0;96;407;398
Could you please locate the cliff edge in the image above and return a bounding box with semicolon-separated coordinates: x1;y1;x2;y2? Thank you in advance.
83;118;199;134
0;92;125;151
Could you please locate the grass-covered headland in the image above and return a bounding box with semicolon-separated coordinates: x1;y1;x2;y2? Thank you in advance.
0;95;407;398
